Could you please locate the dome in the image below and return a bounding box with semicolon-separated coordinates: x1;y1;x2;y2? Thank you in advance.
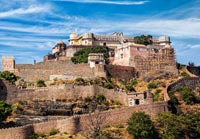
70;32;78;39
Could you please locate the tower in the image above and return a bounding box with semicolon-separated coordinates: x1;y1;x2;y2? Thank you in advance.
2;56;15;72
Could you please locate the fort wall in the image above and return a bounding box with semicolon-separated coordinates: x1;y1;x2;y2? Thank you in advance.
5;83;129;105
1;79;150;106
186;66;200;77
15;60;96;82
0;102;167;139
105;65;138;80
167;77;200;92
0;125;33;139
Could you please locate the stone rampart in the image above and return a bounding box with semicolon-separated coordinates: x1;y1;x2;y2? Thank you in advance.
186;66;200;77
167;77;200;93
0;125;33;139
5;83;129;105
105;65;137;80
94;85;128;105
15;60;96;82
0;102;167;139
1;78;149;106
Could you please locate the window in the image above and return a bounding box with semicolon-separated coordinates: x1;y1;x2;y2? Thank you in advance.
137;47;140;51
135;99;140;105
120;54;123;58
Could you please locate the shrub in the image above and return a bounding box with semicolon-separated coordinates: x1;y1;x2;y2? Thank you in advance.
36;80;46;87
103;82;113;89
176;87;196;104
63;132;68;135
182;91;196;105
112;101;121;105
130;79;138;86
28;133;39;139
0;101;12;122
147;82;157;89
153;89;162;101
84;97;92;103
94;78;100;84
0;71;19;84
49;129;59;136
96;94;106;103
181;71;189;77
125;85;136;92
75;77;84;82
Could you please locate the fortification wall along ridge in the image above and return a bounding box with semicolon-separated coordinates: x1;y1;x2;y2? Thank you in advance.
4;82;129;105
0;125;33;139
186;66;200;77
15;60;96;81
0;102;167;139
167;77;200;92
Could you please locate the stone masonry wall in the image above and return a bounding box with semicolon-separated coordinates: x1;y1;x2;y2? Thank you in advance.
167;77;200;92
0;102;167;139
5;84;129;105
0;125;33;139
15;60;96;82
105;65;138;80
186;66;200;77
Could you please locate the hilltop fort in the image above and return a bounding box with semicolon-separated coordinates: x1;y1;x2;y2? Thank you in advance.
2;32;178;81
1;33;200;139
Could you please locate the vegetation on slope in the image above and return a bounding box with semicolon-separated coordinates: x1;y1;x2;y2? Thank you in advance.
127;111;200;139
0;71;19;84
127;112;158;139
0;101;12;122
71;46;109;64
168;86;200;114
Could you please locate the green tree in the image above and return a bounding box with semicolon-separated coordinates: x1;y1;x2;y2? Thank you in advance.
127;112;158;139
133;35;153;45
156;112;184;139
188;62;195;67
0;101;12;122
183;113;200;138
71;46;109;64
0;71;19;84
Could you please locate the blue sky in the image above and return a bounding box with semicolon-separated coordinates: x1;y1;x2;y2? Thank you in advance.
0;0;200;70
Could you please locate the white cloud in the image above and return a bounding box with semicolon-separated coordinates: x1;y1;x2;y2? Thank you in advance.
186;44;200;49
0;5;50;18
53;0;148;5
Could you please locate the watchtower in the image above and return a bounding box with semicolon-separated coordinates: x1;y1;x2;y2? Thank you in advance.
88;53;105;68
2;56;15;72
